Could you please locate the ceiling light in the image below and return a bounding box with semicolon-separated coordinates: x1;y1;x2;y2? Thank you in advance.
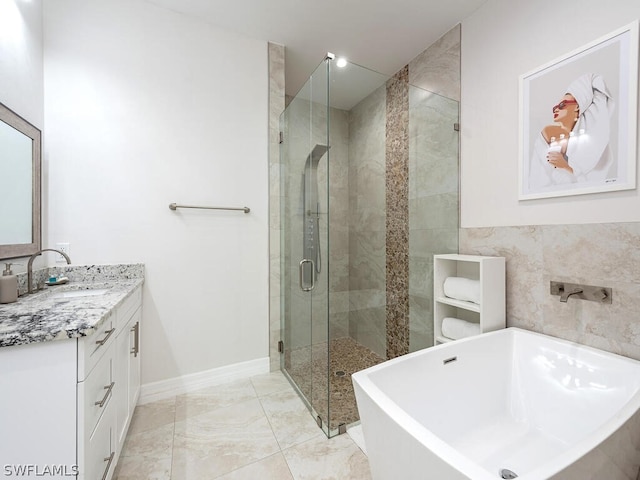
336;57;348;68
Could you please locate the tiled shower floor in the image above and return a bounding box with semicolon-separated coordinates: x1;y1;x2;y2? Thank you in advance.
284;337;385;431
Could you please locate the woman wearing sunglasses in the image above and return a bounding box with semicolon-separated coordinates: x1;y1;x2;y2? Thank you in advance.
529;73;614;191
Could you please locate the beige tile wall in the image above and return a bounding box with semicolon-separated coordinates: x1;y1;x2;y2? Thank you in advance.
460;222;640;360
348;86;387;358
268;43;285;371
408;87;460;352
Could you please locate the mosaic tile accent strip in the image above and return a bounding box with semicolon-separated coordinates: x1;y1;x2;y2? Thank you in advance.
284;337;384;431
385;66;410;359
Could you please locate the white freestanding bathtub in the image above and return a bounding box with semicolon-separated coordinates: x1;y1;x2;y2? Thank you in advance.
353;328;640;480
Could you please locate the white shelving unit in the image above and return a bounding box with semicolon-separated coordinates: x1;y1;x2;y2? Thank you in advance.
433;254;505;345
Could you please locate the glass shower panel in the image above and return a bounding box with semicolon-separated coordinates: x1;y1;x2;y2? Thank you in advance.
280;57;395;436
408;86;460;353
280;58;331;436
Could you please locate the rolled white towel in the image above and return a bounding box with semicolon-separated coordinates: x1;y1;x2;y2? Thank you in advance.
443;277;480;304
441;317;481;340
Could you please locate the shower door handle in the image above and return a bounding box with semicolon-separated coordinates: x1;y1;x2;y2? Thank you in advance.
299;259;315;292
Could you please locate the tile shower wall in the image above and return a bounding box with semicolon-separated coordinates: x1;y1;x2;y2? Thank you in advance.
279;91;350;352
345;25;461;358
348;86;387;359
460;223;640;360
325;108;351;342
407;87;459;351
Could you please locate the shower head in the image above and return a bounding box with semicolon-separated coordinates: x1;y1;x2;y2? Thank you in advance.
307;144;329;168
303;144;329;212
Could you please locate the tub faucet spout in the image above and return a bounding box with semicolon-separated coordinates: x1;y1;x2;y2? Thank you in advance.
560;287;583;303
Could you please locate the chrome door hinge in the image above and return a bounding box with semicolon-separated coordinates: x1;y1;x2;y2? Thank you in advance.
279;131;284;144
278;340;284;353
454;123;460;132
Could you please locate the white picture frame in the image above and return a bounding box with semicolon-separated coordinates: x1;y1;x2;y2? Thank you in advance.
519;21;638;200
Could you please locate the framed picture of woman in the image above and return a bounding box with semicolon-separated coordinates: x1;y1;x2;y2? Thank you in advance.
519;21;638;200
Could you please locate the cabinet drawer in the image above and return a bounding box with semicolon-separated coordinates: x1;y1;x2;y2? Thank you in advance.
83;403;115;480
79;344;114;440
78;312;115;381
116;286;142;329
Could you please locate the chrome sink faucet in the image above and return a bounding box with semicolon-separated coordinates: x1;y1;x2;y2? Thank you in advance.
26;248;72;294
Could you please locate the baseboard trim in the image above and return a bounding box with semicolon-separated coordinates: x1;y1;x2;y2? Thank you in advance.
138;357;270;405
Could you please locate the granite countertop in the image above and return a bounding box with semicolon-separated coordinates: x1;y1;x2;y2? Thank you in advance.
0;264;144;348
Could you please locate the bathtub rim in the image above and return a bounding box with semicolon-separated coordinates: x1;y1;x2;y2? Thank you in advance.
352;327;640;480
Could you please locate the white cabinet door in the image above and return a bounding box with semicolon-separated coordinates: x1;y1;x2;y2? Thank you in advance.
114;304;142;452
83;402;116;480
115;323;131;450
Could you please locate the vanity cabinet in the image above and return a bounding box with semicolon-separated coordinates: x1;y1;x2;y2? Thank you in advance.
433;254;505;344
79;285;141;480
0;285;142;480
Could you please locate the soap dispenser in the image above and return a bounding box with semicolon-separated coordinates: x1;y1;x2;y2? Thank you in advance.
0;263;18;304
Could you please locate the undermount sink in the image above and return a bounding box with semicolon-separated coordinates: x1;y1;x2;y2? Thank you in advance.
52;288;110;299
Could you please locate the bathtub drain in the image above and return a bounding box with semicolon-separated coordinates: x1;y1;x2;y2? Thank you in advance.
499;468;518;479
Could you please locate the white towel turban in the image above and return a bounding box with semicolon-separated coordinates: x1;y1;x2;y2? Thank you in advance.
566;73;613;114
563;73;615;180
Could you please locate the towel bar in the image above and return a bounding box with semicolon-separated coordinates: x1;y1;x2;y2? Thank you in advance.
169;203;250;213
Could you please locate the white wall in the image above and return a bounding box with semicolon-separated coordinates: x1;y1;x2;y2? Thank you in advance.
44;0;269;384
461;0;640;227
0;0;43;129
0;0;45;271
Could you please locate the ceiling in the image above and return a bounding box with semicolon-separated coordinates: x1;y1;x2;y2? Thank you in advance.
144;0;487;99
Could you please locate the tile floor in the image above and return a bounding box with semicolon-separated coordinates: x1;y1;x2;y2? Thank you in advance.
113;371;372;479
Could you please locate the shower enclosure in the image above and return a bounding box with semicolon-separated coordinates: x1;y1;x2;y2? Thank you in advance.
279;55;459;437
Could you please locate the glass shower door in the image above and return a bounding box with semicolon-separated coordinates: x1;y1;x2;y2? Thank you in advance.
280;58;331;435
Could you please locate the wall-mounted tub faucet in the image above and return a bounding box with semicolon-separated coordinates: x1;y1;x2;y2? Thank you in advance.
550;281;612;304
559;287;583;303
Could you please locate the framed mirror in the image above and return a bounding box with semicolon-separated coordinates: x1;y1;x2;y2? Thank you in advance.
0;102;41;259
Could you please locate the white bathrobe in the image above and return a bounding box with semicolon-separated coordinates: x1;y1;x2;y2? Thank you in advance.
529;73;614;191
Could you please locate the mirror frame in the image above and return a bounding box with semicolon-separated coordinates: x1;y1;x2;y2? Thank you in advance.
0;102;41;260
